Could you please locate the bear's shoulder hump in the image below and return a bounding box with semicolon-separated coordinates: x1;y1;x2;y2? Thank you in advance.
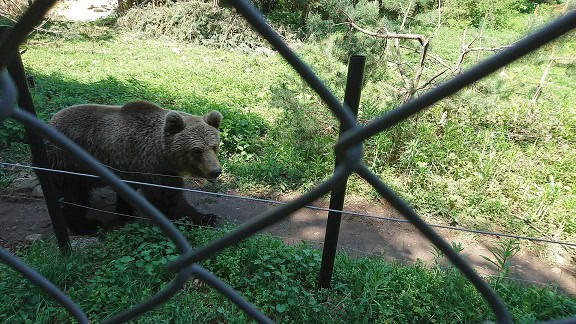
120;100;164;114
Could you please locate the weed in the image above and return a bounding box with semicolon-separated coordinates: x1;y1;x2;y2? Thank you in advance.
481;239;521;288
431;241;465;267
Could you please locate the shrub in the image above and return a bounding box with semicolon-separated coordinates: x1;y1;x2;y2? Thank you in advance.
442;0;529;27
0;0;28;22
118;1;292;48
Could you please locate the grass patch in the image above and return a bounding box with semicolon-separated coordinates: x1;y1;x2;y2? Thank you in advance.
0;222;574;322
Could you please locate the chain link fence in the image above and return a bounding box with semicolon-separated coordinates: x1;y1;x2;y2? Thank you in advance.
0;0;575;323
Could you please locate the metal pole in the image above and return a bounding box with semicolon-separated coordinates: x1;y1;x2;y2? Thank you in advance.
318;55;365;289
1;27;71;254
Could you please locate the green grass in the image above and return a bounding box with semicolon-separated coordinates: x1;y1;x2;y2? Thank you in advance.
1;10;575;252
0;223;574;323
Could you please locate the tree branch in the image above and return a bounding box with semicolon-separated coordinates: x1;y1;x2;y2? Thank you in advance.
412;39;430;91
400;45;453;69
400;0;413;30
468;45;512;52
416;68;449;91
342;11;426;45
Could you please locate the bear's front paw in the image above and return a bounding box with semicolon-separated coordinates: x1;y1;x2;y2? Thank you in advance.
200;213;220;227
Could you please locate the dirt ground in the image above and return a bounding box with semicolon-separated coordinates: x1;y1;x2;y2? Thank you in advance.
1;179;575;296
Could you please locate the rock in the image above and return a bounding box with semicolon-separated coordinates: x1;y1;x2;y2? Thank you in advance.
70;236;103;250
25;234;44;244
31;185;44;198
10;177;39;193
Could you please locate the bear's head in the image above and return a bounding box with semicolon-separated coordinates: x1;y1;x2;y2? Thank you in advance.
163;110;223;179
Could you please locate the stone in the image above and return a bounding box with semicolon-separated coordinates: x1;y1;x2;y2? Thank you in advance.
31;185;44;198
10;177;39;193
70;236;103;250
25;234;43;244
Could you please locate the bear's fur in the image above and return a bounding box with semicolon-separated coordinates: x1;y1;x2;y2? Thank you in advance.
46;100;223;235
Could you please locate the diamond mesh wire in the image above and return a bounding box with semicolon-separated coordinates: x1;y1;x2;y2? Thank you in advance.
1;1;575;323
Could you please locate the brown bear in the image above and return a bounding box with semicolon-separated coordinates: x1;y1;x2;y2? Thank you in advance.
45;100;223;235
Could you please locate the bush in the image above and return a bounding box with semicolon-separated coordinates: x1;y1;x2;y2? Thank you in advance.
0;0;28;22
219;109;268;161
118;1;272;48
442;0;529;27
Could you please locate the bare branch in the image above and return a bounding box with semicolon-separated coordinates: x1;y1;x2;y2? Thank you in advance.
416;68;449;91
454;24;513;74
413;40;430;89
431;0;442;38
399;0;416;102
400;0;414;30
454;28;468;74
549;56;576;62
468;45;512;52
395;39;412;94
400;45;453;69
342;11;426;45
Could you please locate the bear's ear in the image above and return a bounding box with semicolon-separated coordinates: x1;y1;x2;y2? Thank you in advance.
164;112;185;134
204;111;222;129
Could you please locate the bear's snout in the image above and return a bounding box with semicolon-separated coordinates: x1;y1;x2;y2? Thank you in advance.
208;168;222;179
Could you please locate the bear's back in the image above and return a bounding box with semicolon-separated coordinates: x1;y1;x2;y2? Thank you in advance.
49;101;168;172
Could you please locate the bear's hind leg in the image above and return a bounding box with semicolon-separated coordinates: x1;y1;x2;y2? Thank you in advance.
114;185;140;226
61;177;100;235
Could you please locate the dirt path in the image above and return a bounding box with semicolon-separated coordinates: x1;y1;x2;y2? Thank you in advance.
1;180;575;295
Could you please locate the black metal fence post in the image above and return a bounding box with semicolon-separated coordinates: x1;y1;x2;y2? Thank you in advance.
318;55;365;289
1;27;71;254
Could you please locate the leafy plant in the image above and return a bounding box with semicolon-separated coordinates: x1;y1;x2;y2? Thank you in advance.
220;110;268;161
431;241;465;267
1;224;575;323
0;119;25;147
481;239;521;288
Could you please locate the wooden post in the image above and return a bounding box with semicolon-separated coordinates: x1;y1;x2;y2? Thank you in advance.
1;27;71;254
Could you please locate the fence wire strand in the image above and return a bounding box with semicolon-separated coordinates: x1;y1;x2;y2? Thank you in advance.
0;0;575;322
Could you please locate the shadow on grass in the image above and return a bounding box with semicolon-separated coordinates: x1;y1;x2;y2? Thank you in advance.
2;70;284;183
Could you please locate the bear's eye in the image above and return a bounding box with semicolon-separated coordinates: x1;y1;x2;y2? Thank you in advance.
192;148;203;155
